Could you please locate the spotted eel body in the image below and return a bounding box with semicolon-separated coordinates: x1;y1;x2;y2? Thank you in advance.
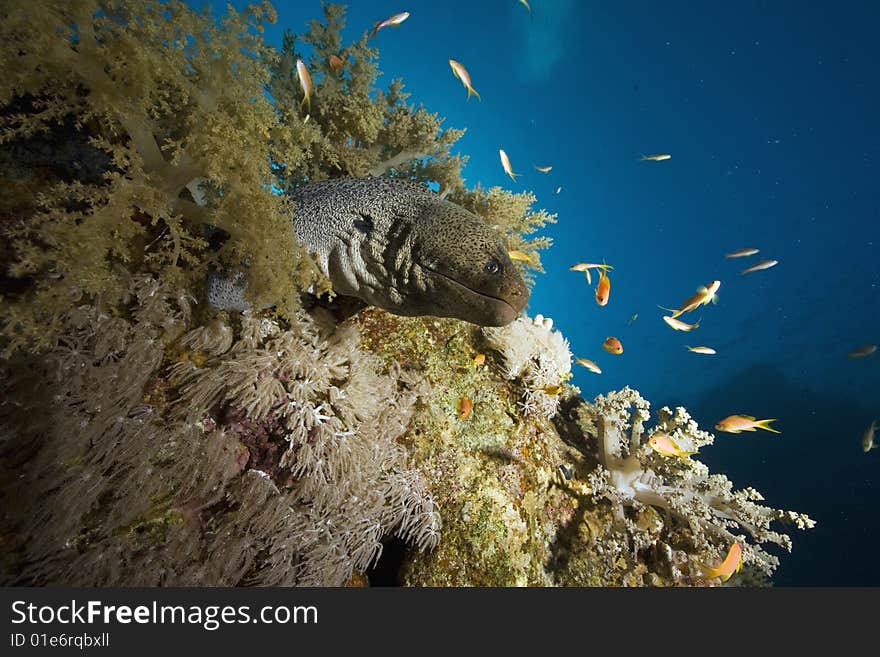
208;177;529;326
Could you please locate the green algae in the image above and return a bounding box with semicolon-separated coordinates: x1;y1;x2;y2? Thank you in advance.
357;307;643;586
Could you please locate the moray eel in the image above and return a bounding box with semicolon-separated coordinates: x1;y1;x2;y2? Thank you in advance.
208;177;529;326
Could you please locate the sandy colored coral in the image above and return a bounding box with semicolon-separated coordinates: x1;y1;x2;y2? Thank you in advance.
1;277;439;585
483;314;574;419
580;387;815;581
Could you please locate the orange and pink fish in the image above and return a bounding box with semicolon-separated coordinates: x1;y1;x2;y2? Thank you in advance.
715;415;780;434
701;542;743;582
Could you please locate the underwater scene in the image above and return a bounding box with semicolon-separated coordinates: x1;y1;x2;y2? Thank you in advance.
0;0;876;587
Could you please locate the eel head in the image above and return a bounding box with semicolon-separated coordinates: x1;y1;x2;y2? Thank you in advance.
407;200;529;326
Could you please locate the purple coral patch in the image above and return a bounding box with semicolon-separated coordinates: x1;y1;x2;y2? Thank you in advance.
222;406;297;489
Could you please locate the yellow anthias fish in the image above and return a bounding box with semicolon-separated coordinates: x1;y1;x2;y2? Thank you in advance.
640;153;671;161
499;149;520;181
595;268;611;306
725;247;759;258
575;358;602;374
296;59;314;115
701;542;743;582
741;259;778;275
570;262;613;285
329;54;344;71
370;11;410;38
862;420;877;453
518;0;532;13
648;432;697;462
508;250;532;263
472;353;486;366
848;344;877;359
603;336;623;355
715;415;780;434
538;384;563;395
664;280;720;319
663;315;700;331
687;345;716;355
449;59;481;101
534;164;552;173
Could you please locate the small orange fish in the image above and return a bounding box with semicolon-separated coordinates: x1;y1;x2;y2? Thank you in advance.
603;337;623;355
575;358;602;374
664;280;720;319
701;542;743;582
472;353;486;366
449;59;481;101
595;268;611;306
741;259;778;275
370;11;410;38
648;432;697;462
663;315;700;331
329;54;344;71
686;345;716;355
715;415;780;434
457;395;473;419
640;153;671;161
534;164;552;173
848;344;877;359
296;59;313;115
499;149;520;181
725;247;759;258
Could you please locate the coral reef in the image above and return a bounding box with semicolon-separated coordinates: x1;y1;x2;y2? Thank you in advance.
1;276;439;585
579;388;815;581
0;0;323;354
369;313;813;586
0;0;812;587
267;4;467;192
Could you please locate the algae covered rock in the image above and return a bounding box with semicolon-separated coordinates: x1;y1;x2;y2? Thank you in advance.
358;308;814;587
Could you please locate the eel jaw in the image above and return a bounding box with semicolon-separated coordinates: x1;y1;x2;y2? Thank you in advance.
420;265;522;327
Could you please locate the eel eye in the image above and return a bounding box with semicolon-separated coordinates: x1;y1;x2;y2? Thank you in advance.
485;259;501;275
353;212;375;236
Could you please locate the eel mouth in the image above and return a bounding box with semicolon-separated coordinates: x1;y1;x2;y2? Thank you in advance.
421;265;519;325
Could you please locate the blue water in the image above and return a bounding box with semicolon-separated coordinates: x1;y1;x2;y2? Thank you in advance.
202;0;880;585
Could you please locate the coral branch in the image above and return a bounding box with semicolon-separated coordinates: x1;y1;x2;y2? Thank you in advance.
584;388;814;578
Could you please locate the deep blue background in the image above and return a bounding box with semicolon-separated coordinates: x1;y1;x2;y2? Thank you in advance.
201;0;880;585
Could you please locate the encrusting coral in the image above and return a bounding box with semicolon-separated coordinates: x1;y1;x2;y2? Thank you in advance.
0;1;813;586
